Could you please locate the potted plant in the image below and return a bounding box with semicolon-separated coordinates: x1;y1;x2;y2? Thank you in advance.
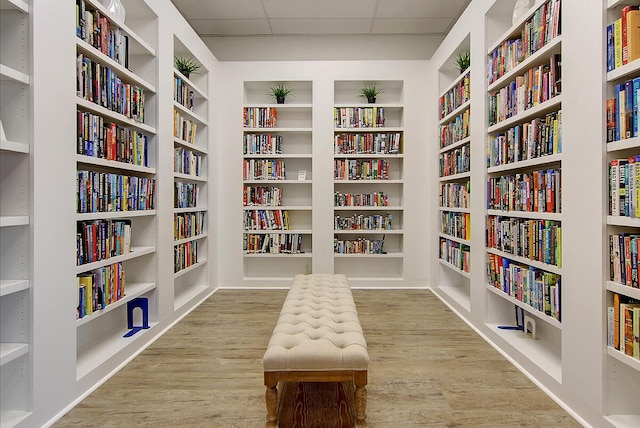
454;51;471;74
359;84;383;104
174;56;201;79
268;83;292;104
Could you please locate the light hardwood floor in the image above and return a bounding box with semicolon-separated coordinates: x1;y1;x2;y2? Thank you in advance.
54;289;582;427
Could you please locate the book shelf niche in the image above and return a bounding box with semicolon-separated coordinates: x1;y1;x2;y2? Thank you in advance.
242;81;313;279
333;80;404;280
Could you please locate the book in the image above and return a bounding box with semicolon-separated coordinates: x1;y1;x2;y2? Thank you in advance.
615;18;624;69
624;6;640;64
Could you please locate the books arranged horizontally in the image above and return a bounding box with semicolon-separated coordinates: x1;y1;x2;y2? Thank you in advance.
243;186;283;206
174;182;199;209
174;241;197;273
607;79;640;143
610;157;640;216
487;0;561;85
440;211;470;240
487;253;561;321
440;181;470;209
174;212;205;241
609;233;640;288
487;216;562;267
174;147;203;176
77;219;131;265
174;110;197;144
334;107;385;128
439;143;470;177
243;209;290;231
76;0;129;68
334;159;389;180
606;6;640;72
77;110;149;166
243;133;283;155
439;237;470;273
174;76;195;111
334;213;393;231
77;171;155;213
244;233;303;254
76;54;145;122
608;293;640;360
77;262;125;319
439;108;470;149
440;71;470;119
244;107;277;128
487;110;561;167
334;191;389;207
488;54;561;126
487;168;561;213
334;132;401;154
334;237;385;254
243;159;286;180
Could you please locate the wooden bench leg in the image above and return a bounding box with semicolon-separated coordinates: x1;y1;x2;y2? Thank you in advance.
355;370;368;427
264;372;278;428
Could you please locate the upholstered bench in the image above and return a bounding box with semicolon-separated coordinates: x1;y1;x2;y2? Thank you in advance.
263;273;369;427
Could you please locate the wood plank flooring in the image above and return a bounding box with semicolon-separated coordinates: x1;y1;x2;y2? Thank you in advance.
54;289;582;427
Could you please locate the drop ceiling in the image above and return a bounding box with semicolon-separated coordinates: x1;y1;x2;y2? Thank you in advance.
170;0;472;61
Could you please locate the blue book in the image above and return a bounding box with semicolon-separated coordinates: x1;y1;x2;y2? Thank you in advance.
607;24;615;72
634;77;640;137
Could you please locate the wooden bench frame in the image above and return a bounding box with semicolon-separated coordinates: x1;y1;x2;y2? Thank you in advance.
264;369;368;427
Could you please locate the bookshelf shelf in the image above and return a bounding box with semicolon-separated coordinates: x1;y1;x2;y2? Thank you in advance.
607;216;640;227
244;205;312;211
607;137;640;152
334;127;404;133
607;346;640;373
76;210;156;221
0;216;29;227
334;179;403;184
0;0;28;12
244;229;313;234
487;153;562;174
174;172;207;182
486;284;562;328
487;95;563;134
174;233;208;246
174;101;207;125
174;258;208;279
607;281;640;301
333;252;404;258
438;171;471;182
75;282;156;327
76;155;156;174
608;0;640;9
486;247;562;274
174;69;207;100
487;1;551;54
244;127;313;133
439;100;470;125
438;258;471;279
333;153;403;159
174;284;209;312
174;207;207;214
335;205;403;211
607;56;640;82
243;252;312;258
440;66;470;98
486;209;562;221
0;411;30;428
335;229;403;235
76;98;157;134
0;343;28;366
0;138;29;154
439;206;471;214
75;246;156;274
0;279;29;297
0;63;29;84
438;233;470;246
243;154;312;159
174;137;208;154
439;136;471;154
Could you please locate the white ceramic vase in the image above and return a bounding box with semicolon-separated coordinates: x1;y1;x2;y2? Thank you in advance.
101;0;126;23
512;0;534;25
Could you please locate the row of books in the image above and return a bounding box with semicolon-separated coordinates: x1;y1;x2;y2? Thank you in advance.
609;233;640;288
243;107;278;129
334;237;385;254
439;181;470;209
334;159;390;181
439;72;470;120
174;110;198;145
487;110;561;168
77;171;155;213
487;0;561;85
243;209;291;231
440;211;470;241
174;241;197;273
439;237;470;273
243;233;304;254
77;110;149;166
174;76;195;111
174;182;199;209
610;157;640;217
76;219;131;266
487;253;561;321
334;191;389;207
334;213;393;231
174;212;205;241
243;186;283;207
243;133;283;155
486;216;561;268
76;0;129;68
606;6;640;72
487;168;561;213
439;108;470;149
488;55;561;126
76;54;145;123
334;107;386;129
243;159;286;180
439;143;470;178
606;77;640;142
334;132;401;155
608;293;640;360
77;262;125;319
174;147;203;177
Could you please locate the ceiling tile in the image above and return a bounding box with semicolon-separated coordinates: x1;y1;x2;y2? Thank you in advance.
189;19;273;36
263;0;377;19
372;18;452;34
376;0;470;19
171;0;267;19
270;18;372;34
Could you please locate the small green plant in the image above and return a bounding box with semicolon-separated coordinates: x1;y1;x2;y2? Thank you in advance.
454;51;471;73
174;56;201;77
359;84;383;102
268;83;293;103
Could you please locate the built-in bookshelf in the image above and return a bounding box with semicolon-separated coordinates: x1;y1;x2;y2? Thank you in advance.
333;80;404;280
173;36;209;310
74;0;158;380
0;0;31;425
485;0;562;382
604;1;640;424
242;81;313;279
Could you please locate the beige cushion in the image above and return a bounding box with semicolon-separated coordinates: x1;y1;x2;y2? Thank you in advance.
263;274;369;372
